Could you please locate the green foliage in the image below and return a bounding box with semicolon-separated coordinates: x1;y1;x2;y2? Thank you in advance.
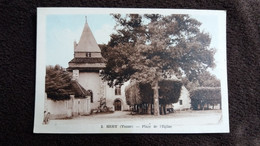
101;14;217;115
125;80;182;105
158;80;183;104
45;65;72;101
196;71;221;87
182;70;221;91
100;44;137;86
108;14;144;47
125;82;142;105
190;87;221;110
101;14;216;86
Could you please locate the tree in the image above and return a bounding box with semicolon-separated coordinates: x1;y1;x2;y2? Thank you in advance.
45;65;72;100
101;14;216;115
183;70;221;91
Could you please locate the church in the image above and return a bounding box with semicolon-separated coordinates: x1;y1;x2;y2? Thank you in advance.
66;19;129;114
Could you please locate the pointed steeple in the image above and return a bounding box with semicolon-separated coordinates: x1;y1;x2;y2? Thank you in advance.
75;19;101;53
67;19;105;72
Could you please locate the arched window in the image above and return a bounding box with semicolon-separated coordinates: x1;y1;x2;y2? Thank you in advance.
88;90;93;103
179;100;183;105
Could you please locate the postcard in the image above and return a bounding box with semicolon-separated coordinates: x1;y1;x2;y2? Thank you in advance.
34;8;229;133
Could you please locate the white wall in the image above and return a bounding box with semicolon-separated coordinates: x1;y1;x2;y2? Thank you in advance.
45;98;70;119
173;86;191;110
104;81;130;111
45;94;91;119
78;72;101;109
78;71;130;111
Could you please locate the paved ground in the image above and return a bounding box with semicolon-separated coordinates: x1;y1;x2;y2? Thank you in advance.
48;110;222;126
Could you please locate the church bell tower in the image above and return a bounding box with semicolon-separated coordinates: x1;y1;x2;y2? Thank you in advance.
67;18;106;109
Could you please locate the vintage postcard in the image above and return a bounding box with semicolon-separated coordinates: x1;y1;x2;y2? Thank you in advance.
34;8;229;133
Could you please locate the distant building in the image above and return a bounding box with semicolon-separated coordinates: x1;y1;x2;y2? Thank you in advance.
172;86;191;111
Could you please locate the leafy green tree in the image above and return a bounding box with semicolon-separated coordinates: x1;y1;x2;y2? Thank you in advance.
183;70;221;91
197;71;220;87
45;65;72;100
101;14;216;115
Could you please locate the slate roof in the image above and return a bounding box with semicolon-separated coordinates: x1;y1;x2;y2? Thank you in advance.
69;57;106;63
75;21;101;52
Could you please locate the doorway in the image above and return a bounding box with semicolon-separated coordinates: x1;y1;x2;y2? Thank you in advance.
114;99;121;111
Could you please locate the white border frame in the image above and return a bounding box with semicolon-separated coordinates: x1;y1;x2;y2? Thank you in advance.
34;8;228;133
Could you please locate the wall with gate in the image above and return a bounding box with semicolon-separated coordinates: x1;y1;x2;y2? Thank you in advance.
45;94;91;119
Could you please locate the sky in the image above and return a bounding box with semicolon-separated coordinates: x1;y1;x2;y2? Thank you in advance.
45;12;226;80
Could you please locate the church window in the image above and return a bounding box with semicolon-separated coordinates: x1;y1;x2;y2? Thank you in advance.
179;100;183;105
86;52;91;57
115;86;121;95
88;90;93;103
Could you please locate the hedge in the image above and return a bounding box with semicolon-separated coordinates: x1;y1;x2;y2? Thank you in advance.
46;80;91;101
190;87;221;109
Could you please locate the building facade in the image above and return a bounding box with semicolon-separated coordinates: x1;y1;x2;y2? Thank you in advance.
67;20;129;113
172;86;191;111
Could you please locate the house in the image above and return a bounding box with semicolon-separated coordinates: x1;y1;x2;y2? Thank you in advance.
167;75;191;111
172;86;191;111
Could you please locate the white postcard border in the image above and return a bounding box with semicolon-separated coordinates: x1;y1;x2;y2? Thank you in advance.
34;7;229;133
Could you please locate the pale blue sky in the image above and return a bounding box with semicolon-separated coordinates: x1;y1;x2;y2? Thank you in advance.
45;13;224;79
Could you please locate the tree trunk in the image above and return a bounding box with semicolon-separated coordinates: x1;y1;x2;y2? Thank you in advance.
152;80;160;116
163;104;166;114
139;104;142;114
148;104;151;115
144;104;147;114
161;105;165;115
151;104;154;115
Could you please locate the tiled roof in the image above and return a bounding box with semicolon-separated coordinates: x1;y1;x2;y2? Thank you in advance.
70;80;91;98
69;57;106;63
